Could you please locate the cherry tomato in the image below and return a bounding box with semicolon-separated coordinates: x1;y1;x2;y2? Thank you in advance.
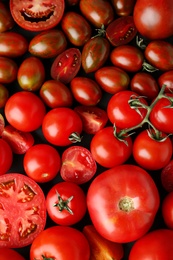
23;144;61;183
30;226;90;260
29;29;67;59
0;2;14;32
70;77;102;106
111;0;136;16
162;192;173;229
5;91;46;132
10;0;65;31
42;107;83;146
60;146;97;184
0;248;25;260
61;11;92;46
51;48;81;84
161;160;173;192
0;173;46;248
0;84;9;108
0;57;18;84
95;66;130;94
158;70;173;92
0;138;13;175
133;0;173;40
46;182;87;225
87;164;160;243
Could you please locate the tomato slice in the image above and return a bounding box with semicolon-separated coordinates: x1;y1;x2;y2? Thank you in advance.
0;173;46;248
10;0;65;32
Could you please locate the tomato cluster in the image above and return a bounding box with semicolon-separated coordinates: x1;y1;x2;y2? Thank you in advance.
1;0;173;259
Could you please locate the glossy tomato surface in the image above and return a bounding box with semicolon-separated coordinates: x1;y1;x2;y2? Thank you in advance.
0;138;13;175
0;57;18;84
162;192;173;229
0;248;25;260
0;2;14;32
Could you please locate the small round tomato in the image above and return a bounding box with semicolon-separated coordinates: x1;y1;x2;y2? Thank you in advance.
23;144;61;183
61;11;92;46
42;107;83;146
0;57;18;84
51;48;81;84
29;29;67;59
0;84;9;108
5;91;46;132
162;192;173;229
158;70;173;92
60;146;97;184
0;138;13;175
95;66;130;94
10;0;65;32
161;160;173;192
40;79;73;108
0;2;14;32
0;248;25;260
111;0;136;16
70;77;102;106
46;182;87;225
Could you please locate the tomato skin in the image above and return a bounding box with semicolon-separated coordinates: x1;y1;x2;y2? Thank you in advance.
0;57;18;84
5;91;46;132
90;126;133;168
29;29;67;59
10;0;65;32
95;66;130;94
162;192;173;229
111;0;136;16
129;229;173;260
70;77;102;106
133;130;173;171
87;164;160;243
158;70;173;92
61;11;92;46
0;2;14;32
0;84;9;108
46;182;87;225
110;45;144;72
134;0;173;40
82;36;110;73
161;160;173;192
0;248;25;260
0;138;13;176
30;226;90;260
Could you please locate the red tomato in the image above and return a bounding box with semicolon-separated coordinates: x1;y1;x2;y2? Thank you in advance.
5;91;46;132
95;66;130;94
162;192;173;229
158;70;173;92
0;84;9;108
70;77;102;106
0;138;13;175
10;0;65;31
0;2;14;32
87;164;160;243
51;48;81;84
90;126;133;168
30;226;90;260
74;105;108;135
60;146;97;184
46;182;87;225
133;0;173;40
0;57;18;84
111;0;136;16
23;144;61;183
0;173;46;248
161;160;173;192
133;129;172;171
42;107;83;146
0;248;25;260
129;229;173;260
39;79;73;108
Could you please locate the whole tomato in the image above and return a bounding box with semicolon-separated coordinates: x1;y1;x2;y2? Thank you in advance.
158;70;173;92
0;2;14;32
162;192;173;229
0;57;18;84
0;138;13;176
111;0;136;16
161;160;173;192
87;164;160;243
0;84;9;108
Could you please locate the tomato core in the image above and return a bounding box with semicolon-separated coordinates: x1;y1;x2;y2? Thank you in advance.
119;196;134;212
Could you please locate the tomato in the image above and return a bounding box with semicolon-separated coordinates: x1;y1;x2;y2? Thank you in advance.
110;45;144;72
0;84;9;108
87;164;160;243
1;124;34;154
10;0;65;32
23;144;61;183
61;11;92;46
90;126;132;168
111;0;136;16
0;138;13;175
0;173;46;248
51;48;81;84
106;16;137;46
39;79;73;108
161;160;173;192
79;0;114;28
30;226;90;259
95;66;130;94
29;29;67;59
60;146;97;184
129;229;173;260
0;2;14;32
130;72;159;102
133;0;173;40
0;57;18;84
5;91;46;132
42;107;83;146
70;77;102;106
81;36;110;73
107;90;148;129
17;56;45;91
83;225;124;260
158;70;173;92
0;114;5;136
74;105;108;135
133;129;172;171
46;182;87;225
162;192;173;229
145;41;173;71
0;248;25;260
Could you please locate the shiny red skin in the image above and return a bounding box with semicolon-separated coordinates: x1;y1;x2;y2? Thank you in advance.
0;57;18;84
111;0;136;16
0;138;13;175
0;2;14;32
161;160;173;192
158;70;173;92
0;248;25;260
162;192;173;229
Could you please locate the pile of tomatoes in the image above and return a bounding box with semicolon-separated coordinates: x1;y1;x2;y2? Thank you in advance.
1;0;173;259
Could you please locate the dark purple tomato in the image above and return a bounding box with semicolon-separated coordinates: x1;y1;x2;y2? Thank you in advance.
111;0;136;16
0;2;14;32
158;70;173;92
0;57;18;84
